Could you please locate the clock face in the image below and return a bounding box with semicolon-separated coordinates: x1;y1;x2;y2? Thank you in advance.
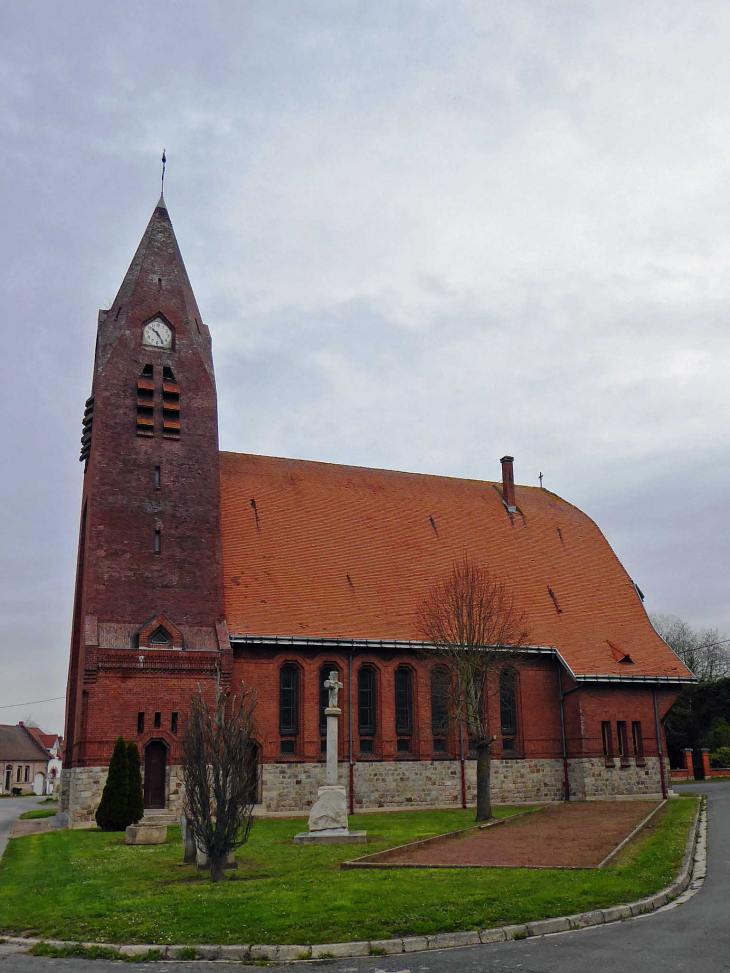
142;318;173;349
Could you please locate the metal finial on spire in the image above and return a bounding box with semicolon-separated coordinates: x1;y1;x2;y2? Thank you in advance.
161;149;167;197
539;472;544;488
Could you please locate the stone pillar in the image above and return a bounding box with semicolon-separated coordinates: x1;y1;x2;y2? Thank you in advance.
683;748;694;778
702;748;712;778
180;814;197;864
325;706;340;786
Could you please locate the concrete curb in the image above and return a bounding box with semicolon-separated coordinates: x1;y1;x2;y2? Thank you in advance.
0;797;705;963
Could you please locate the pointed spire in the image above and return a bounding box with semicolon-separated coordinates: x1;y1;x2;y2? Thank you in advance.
96;195;205;374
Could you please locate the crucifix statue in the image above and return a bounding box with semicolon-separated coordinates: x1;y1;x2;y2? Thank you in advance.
324;670;343;711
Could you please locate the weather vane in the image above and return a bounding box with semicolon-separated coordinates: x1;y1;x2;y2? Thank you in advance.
539;471;543;488
161;149;166;197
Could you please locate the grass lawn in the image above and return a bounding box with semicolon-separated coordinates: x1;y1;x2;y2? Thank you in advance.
0;798;697;947
18;809;57;821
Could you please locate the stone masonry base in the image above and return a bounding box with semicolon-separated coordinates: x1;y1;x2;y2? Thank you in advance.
61;755;669;826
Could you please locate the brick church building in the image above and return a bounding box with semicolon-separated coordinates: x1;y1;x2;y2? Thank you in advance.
61;195;695;827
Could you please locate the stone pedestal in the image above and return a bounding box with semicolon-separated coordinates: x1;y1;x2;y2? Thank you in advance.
125;823;167;845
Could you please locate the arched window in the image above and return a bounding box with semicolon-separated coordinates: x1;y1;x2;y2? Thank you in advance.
430;667;450;754
499;667;518;752
319;663;340;754
395;667;413;753
358;666;377;753
279;664;299;752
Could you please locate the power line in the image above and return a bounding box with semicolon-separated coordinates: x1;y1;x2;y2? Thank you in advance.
0;696;65;710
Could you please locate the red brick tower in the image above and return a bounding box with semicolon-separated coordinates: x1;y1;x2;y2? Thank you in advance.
62;196;230;826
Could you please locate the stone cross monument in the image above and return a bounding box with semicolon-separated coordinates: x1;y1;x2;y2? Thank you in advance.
323;670;343;786
294;670;366;845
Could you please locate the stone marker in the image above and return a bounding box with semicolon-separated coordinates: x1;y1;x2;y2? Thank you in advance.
125;823;167;845
180;814;197;864
294;671;367;845
196;842;238;870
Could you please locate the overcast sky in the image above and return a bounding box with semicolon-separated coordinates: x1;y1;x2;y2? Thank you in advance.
2;1;730;733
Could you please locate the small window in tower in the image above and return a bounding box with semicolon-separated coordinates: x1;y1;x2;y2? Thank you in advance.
154;712;161;729
154;466;161;489
154;529;161;554
137;712;144;735
171;712;178;734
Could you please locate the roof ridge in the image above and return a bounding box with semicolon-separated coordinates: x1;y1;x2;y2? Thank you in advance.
219;449;557;495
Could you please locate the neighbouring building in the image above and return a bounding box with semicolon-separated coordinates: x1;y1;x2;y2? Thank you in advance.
0;724;51;796
61;194;696;828
26;728;64;795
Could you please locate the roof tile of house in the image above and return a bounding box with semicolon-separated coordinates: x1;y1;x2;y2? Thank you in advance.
0;725;51;761
219;452;692;681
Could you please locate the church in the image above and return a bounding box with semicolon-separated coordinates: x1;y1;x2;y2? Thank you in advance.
61;195;695;827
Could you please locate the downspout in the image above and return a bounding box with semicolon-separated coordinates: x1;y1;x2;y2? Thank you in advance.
348;651;354;815
457;675;466;808
557;668;570;801
653;689;668;799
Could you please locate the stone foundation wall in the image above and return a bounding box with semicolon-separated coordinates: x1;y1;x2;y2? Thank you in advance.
261;758;566;812
61;754;669;825
568;756;668;800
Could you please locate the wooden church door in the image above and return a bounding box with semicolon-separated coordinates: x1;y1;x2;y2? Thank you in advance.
143;741;167;809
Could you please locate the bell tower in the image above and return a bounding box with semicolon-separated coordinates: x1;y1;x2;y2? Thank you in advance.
62;195;230;826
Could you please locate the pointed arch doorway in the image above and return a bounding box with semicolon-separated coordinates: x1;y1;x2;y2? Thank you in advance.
143;740;167;809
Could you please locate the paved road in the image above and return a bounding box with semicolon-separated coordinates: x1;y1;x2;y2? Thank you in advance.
0;796;44;861
1;783;727;972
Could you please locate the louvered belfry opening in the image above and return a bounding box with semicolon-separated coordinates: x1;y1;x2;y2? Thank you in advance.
162;365;180;439
136;364;154;436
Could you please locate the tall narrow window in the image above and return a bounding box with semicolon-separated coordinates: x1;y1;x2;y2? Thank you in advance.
171;712;178;734
17;766;22;782
632;721;645;763
601;721;614;762
24;766;30;782
154;465;161;489
154;712;161;730
358;666;377;748
617;721;629;764
154;529;161;554
499;668;518;737
431;667;449;754
394;667;413;735
279;665;299;738
137;712;144;735
319;664;339;752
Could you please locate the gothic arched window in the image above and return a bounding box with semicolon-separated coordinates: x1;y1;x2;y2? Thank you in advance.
499;667;518;751
358;666;377;753
279;664;299;749
430;667;450;754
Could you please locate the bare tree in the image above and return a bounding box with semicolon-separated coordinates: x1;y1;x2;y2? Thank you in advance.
181;679;258;881
650;613;730;682
417;555;530;821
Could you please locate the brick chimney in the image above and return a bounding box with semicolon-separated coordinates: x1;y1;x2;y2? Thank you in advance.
500;455;516;509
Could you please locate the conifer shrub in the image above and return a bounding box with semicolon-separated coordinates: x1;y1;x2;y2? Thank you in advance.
95;737;129;831
126;741;144;826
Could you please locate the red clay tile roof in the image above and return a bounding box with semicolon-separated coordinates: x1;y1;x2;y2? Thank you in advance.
25;727;59;753
220;452;693;681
